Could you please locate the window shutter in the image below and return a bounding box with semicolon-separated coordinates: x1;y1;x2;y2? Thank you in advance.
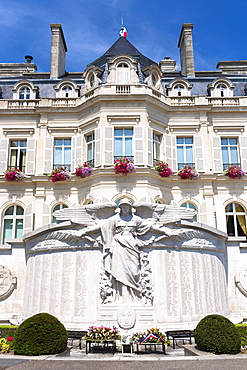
135;126;144;165
212;136;222;173
147;127;153;167
72;135;83;172
104;127;113;165
24;203;33;234
0;138;8;174
240;136;247;172
26;138;36;175
194;135;204;172
95;127;102;167
165;134;176;171
43;137;53;174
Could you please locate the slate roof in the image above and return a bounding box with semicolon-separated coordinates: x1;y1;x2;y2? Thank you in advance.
88;37;157;68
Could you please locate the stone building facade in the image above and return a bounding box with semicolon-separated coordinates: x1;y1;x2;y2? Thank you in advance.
1;23;247;326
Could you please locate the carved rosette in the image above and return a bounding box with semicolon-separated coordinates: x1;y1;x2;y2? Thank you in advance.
0;265;17;300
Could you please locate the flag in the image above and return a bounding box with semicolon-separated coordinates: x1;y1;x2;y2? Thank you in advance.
140;333;163;343
119;27;127;38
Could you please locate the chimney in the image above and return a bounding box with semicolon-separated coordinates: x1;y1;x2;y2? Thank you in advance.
178;23;195;77
50;24;68;79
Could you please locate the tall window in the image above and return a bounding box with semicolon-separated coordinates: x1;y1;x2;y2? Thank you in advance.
181;202;197;222
153;133;161;163
114;128;133;160
176;137;194;170
62;86;72;98
2;205;24;244
19;87;30;99
52;204;68;223
86;133;95;167
221;138;239;171
54;139;71;171
225;203;246;237
8;140;27;173
117;63;130;84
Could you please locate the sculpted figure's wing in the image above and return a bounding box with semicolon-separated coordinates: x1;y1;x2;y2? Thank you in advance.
133;203;195;224
53;202;117;226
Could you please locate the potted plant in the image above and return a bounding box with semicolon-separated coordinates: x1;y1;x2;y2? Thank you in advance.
223;166;245;179
49;167;71;182
177;166;199;180
130;328;169;345
154;161;173;178
114;158;136;175
4;168;26;181
84;326;121;341
75;163;92;178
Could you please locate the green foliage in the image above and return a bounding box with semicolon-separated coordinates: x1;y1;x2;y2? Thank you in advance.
235;324;247;349
13;313;68;356
194;314;241;354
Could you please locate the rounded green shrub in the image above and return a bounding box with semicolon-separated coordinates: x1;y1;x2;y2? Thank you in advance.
13;313;68;356
194;314;241;354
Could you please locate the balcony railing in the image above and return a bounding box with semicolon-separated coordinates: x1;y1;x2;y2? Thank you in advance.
86;159;94;167
222;163;240;171
8;100;39;109
7;165;26;173
116;85;131;94
114;156;134;162
177;162;195;170
53;164;71;171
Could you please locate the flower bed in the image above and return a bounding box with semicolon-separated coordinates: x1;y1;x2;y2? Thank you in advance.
235;324;247;352
4;169;26;181
75;163;92;178
130;328;169;345
154;162;173;178
114;158;136;175
223;166;245;179
84;326;121;341
49;167;71;182
177;166;199;180
0;325;17;354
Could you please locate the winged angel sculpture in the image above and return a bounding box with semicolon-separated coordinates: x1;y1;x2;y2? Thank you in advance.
52;198;203;304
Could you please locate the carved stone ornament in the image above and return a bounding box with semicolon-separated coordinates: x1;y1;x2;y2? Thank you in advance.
117;307;136;330
0;265;17;300
235;269;247;298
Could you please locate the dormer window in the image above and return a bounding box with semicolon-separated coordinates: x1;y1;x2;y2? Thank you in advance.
54;80;80;98
174;84;185;96
217;84;227;97
117;63;130;84
19;87;30;100
12;81;38;100
166;78;192;97
89;73;95;88
208;78;234;97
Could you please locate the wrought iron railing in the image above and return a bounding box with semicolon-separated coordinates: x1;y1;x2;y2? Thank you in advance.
177;162;195;170
222;163;240;171
53;164;71;171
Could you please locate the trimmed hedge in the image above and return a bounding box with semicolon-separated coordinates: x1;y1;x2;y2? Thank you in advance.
194;314;241;354
13;313;68;356
235;324;247;349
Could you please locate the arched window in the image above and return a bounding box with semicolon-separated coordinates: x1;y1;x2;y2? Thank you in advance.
19;87;30;99
89;73;95;88
62;86;72;98
216;84;227;97
225;203;247;237
52;204;68;223
174;84;185;96
2;205;24;244
117;63;130;84
181;202;197;222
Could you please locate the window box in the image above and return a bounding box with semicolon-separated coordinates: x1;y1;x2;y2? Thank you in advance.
154;161;173;178
177;166;199;180
223;166;245;179
114;157;136;175
4;169;27;181
75;163;92;178
49;167;71;182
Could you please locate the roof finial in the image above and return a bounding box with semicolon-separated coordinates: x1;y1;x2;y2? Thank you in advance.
119;13;127;38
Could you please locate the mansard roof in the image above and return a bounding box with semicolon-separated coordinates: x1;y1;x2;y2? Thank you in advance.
89;37;157;69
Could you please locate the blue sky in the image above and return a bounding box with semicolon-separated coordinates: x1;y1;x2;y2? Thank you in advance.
1;0;247;73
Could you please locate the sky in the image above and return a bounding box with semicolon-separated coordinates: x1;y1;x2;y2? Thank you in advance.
1;0;247;74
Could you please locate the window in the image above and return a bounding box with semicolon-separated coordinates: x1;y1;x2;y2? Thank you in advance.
19;87;30;99
86;133;95;167
153;133;161;163
176;137;194;170
117;63;130;84
52;204;68;223
62;86;72;98
174;84;185;97
181;202;197;222
2;205;24;244
89;73;95;88
225;203;246;237
114;128;133;160
221;138;239;171
54;139;71;171
8;140;27;173
216;84;227;97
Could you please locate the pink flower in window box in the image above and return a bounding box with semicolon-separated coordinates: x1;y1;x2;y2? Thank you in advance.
75;163;92;178
49;167;71;182
4;169;26;181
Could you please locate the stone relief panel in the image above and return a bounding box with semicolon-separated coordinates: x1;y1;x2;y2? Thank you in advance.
0;266;17;300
